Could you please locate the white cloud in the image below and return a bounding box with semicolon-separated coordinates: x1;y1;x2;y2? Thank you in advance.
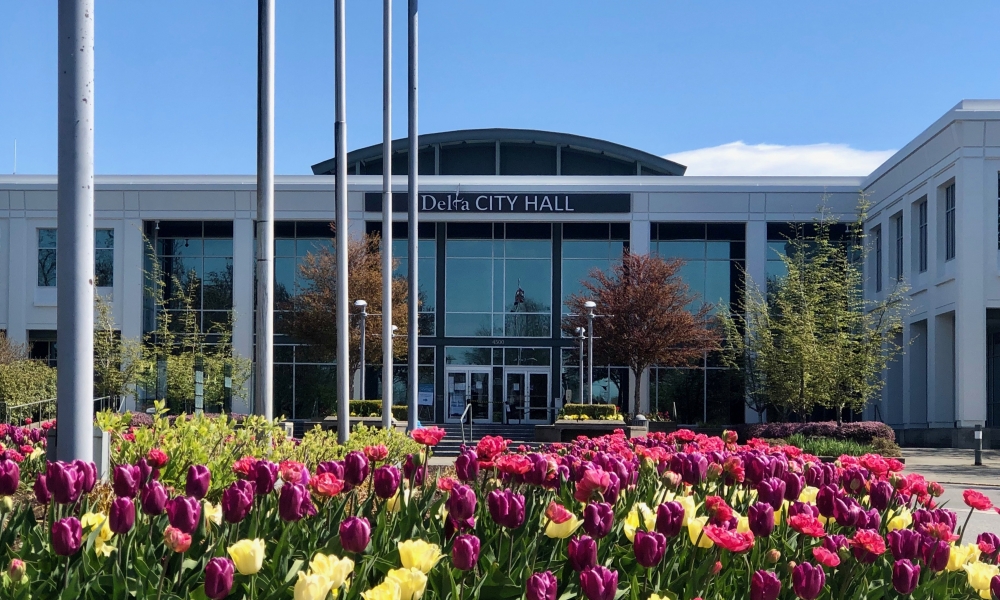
664;141;896;176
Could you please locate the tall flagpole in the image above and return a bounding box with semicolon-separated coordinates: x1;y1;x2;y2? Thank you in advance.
335;0;351;444
254;0;275;420
381;0;394;431
406;0;419;431
56;0;95;462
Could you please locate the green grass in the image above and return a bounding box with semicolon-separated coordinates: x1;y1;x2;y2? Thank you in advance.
783;434;884;457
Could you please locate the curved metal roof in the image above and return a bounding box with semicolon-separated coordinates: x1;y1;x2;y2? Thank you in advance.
310;128;686;176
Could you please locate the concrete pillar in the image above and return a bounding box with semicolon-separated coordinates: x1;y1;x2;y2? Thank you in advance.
7;218;26;344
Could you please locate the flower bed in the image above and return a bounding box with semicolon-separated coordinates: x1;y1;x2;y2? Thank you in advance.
0;424;997;599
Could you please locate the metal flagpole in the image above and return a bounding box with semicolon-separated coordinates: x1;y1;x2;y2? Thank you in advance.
406;0;419;431
56;0;95;462
254;0;275;420
335;0;351;443
381;0;394;431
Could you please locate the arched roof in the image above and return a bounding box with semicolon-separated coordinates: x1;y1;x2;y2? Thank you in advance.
310;128;686;176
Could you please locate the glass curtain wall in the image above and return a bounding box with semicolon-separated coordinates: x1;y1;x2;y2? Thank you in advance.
365;222;436;335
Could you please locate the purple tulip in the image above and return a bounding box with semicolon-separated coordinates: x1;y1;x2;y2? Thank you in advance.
791;563;825;600
654;501;685;538
978;533;1000;561
33;474;50;504
756;478;786;511
891;559;919;595
788;502;818;519
166;496;201;534
921;538;950;572
633;530;666;568
452;534;480;571
583;502;614;539
373;465;401;499
681;453;708;486
526;572;558;600
140;480;169;515
822;534;848;554
816;485;838;518
109;497;135;534
992;575;1000;600
523;454;551;487
861;508;881;530
0;459;19;496
447;485;477;522
567;536;598;572
748;502;775;538
344;451;369;487
137;458;153;488
750;570;781;600
252;460;278;495
46;461;83;505
278;482;316;522
833;496;863;528
840;467;868;496
579;566;618;600
603;472;621;505
222;480;255;524
112;464;141;498
869;480;894;511
73;460;97;494
339;516;371;553
185;465;211;500
403;454;424;486
804;463;827;488
51;517;82;556
205;557;235;600
783;472;805;502
746;454;770;484
487;489;526;529
456;450;479;483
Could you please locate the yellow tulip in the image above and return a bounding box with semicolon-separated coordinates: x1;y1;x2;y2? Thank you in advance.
82;512;114;546
387;487;410;513
649;595;666;600
624;506;640;542
964;562;999;592
544;515;582;539
204;501;223;527
887;507;912;532
387;567;428;600
676;496;697;526
398;540;442;574
687;516;713;548
798;486;819;504
228;539;266;576
310;553;355;590
362;579;402;600
947;543;981;572
736;516;750;534
294;570;333;600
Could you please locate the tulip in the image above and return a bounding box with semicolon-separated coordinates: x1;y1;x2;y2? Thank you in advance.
833;496;863;528
185;465;211;500
296;570;336;600
887;529;922;562
861;508;881;530
112;464;141;498
545;513;582;539
583;502;614;539
487;489;526;529
46;461;83;505
374;465;401;499
568;535;598;572
965;562;1000;597
791;562;825;600
750;570;780;600
653;501;683;538
526;572;558;600
33;474;50;504
921;538;950;572
892;559;920;595
204;557;235;600
228;538;266;575
575;468;611;503
446;485;477;522
783;472;805;502
344;451;370;486
137;458;154;488
360;580;400;600
310;553;354;592
398;539;442;574
279;483;316;522
756;478;786;511
73;460;97;493
0;459;19;496
579;566;618;600
387;567;427;600
816;485;838;518
746;454;769;484
748;503;775;538
992;575;1000;600
253;460;279;495
869;480;894;511
455;450;479;483
164;525;192;553
51;517;82;556
109;497;135;534
452;534;480;571
681;453;709;486
140;480;169;515
840;467;867;495
166;496;201;534
8;559;25;583
340;516;371;553
633;530;666;568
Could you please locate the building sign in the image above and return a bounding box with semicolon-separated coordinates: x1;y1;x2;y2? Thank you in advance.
364;192;630;214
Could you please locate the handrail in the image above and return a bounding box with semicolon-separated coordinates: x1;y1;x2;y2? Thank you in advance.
459;403;473;447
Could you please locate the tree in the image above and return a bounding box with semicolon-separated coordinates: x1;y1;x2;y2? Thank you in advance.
720;201;907;424
93;295;144;406
563;252;720;415
289;231;410;400
0;332;27;365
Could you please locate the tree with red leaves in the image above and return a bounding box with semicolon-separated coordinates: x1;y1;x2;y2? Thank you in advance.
563;252;719;415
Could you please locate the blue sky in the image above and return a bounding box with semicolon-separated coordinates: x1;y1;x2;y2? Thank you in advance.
2;1;1000;175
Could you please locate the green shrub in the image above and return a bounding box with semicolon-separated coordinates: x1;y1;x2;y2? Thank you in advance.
343;400;408;422
870;437;903;458
559;403;621;420
0;360;57;422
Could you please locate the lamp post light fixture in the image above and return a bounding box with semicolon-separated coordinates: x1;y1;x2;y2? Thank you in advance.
355;299;368;401
575;327;586;405
584;300;597;404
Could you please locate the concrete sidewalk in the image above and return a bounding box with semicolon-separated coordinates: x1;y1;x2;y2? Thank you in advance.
902;448;1000;488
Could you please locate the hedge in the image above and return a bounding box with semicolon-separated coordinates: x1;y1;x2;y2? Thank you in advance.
741;420;896;443
346;400;408;421
560;403;621;420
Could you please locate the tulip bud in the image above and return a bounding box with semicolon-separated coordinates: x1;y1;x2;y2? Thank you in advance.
374;465;401;499
579;566;618;600
204;557;235;600
33;474;50;504
339;516;371;553
634;530;667;568
706;463;723;481
112;464;141;498
0;497;10;512
140;480;168;515
567;536;598;572
446;485;477;522
222;480;256;524
164;525;192;553
455;450;479;483
526;571;558;600
344;451;369;487
452;534;480;571
654;501;684;538
185;465;211;500
750;570;780;600
279;482;316;522
891;559;920;595
0;459;20;496
252;460;278;495
7;559;25;583
765;549;781;564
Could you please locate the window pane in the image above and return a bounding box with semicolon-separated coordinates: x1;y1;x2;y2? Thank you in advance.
38;249;57;286
418;256;436;310
295;365;337;419
95;249;114;287
704;261;731;308
204;239;233;257
445;313;492;337
164;239;203;257
38;229;57;248
652;369;704;424
505;258;551;311
446;240;492;258
445;347;492;366
296;239;330;257
275;257;296;302
504;313;550;337
657;241;705;260
706;241;730;260
446;258;491;312
203;258;233;310
504;240;550;258
95;229;114;249
275;239;296;256
707;369;743;425
563;240;610;259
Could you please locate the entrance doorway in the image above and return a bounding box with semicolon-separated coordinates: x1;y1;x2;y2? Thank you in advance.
505;369;549;423
446;370;491;423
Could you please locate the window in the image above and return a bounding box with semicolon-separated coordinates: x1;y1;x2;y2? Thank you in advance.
894;213;903;281
37;228;115;287
562;223;629;314
945;183;956;261
918;200;928;272
651;223;745;313
28;330;57;368
874;225;882;293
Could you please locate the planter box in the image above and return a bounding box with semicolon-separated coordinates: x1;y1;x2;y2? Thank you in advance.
536;420;647;443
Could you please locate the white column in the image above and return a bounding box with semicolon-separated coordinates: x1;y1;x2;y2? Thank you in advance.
231;217;254;414
954;158;988;427
7;218;27;344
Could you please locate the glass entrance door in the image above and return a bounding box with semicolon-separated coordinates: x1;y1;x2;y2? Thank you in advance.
505;370;549;423
446;370;491;423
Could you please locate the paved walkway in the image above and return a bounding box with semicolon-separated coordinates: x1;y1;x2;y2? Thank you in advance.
902;448;1000;487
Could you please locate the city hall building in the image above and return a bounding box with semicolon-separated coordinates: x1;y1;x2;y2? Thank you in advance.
1;99;999;443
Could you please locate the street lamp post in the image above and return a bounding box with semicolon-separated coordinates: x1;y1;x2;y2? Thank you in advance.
584;301;597;405
575;327;586;405
355;299;368;401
